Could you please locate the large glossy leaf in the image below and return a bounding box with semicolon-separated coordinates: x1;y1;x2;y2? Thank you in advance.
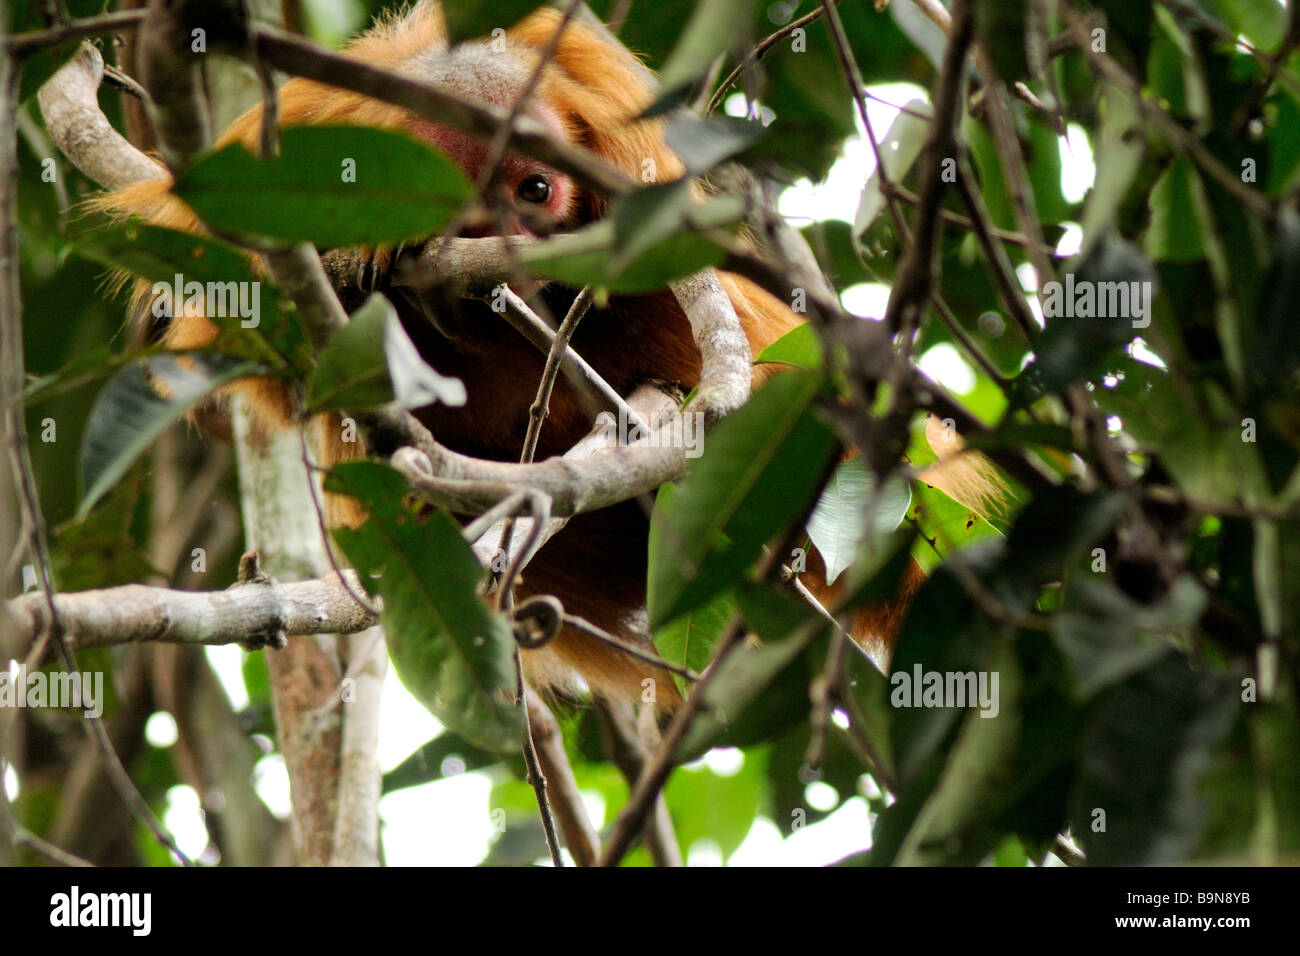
908;478;1002;575
655;0;753;99
306;294;397;413
665;114;765;175
889;638;1023;866
806;460;911;584
174;126;473;247
329;462;519;753
651;484;739;697
754;323;823;370
1145;157;1210;263
78;354;256;519
647;370;840;628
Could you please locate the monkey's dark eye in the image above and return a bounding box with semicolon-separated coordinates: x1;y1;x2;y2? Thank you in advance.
516;174;552;205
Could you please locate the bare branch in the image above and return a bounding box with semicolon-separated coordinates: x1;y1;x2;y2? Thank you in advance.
5;9;147;59
594;700;682;867
5;572;381;655
36;43;165;189
670;269;752;422
330;625;387;867
497;288;646;431
526;692;600;866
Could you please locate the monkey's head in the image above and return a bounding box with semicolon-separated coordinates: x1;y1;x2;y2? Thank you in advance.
400;40;580;239
345;10;679;341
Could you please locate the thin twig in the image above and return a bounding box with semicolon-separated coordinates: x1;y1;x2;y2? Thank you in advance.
594;700;683;866
2;35;190;865
13;828;94;867
5;9;146;58
497;288;648;433
598;519;813;867
525;693;600;866
952;159;1041;342
706;3;835;115
296;422;381;618
820;0;909;241
562;613;699;682
516;649;564;866
495;286;596;593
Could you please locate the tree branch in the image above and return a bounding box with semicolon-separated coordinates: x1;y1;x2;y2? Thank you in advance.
5;571;381;655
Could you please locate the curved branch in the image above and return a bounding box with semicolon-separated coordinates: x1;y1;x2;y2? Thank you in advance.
36;43;165;189
670;269;752;422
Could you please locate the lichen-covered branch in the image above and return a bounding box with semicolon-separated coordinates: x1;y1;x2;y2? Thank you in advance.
4;571;380;656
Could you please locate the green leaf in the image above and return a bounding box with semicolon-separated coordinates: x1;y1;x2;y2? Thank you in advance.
664;751;766;861
651;484;738;697
1145;157;1210;263
754;323;823;370
647;370;839;628
1021;236;1157;397
78;354;257;519
1078;92;1144;259
306;294;465;414
443;0;547;45
306;294;395;412
677;584;822;759
1148;6;1211;129
610;181;694;274
652;591;737;699
1211;0;1286;51
664;114;764;175
1053;575;1206;700
806;460;911;584
173;126;473;247
329;462;519;753
908;478;1002;575
1096;359;1272;508
891;638;1023;866
1072;653;1238;865
24;345;128;407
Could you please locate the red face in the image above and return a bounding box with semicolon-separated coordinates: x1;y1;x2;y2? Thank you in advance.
407;116;576;236
402;42;578;238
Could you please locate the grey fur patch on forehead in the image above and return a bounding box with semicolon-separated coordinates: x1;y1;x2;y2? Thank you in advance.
399;39;535;109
